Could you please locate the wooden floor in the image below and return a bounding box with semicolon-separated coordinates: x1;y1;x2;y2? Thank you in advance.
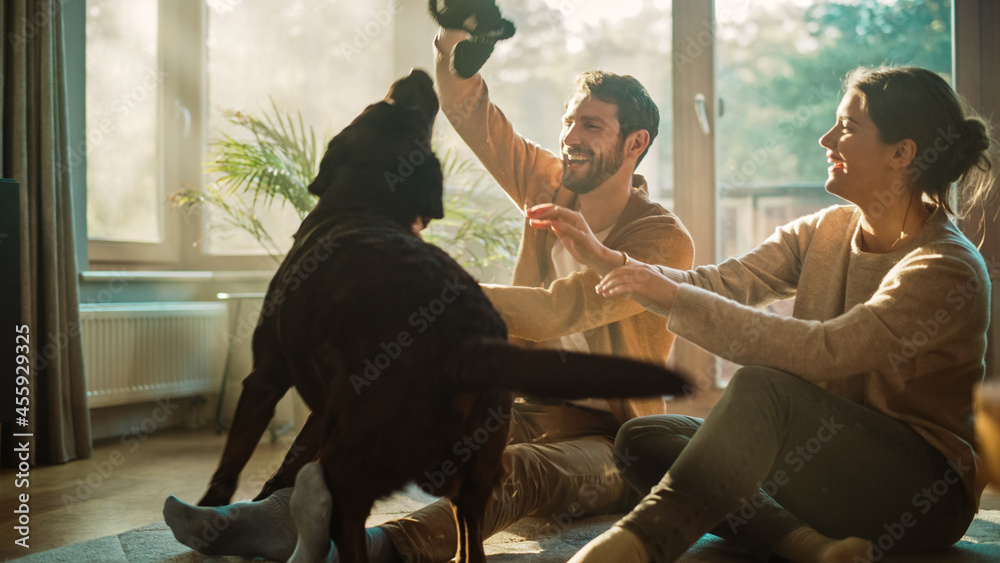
0;427;298;561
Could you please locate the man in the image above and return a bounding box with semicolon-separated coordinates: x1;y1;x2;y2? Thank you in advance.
164;25;694;563
370;28;694;563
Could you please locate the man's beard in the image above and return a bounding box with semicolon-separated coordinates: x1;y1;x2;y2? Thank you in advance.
562;136;626;195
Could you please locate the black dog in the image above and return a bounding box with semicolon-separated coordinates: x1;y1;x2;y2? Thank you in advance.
191;70;690;563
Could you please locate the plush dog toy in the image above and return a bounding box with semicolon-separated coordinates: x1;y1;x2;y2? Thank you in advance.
428;0;515;78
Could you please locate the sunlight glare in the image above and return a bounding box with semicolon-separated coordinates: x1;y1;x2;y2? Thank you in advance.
545;0;643;22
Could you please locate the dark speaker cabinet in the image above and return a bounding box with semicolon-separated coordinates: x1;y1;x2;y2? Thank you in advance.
1;178;22;425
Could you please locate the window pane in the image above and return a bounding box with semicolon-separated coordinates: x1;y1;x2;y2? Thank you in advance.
204;0;395;255
715;0;952;259
442;0;674;206
85;0;161;242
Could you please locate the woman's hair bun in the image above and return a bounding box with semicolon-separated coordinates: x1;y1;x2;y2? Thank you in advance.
946;117;993;184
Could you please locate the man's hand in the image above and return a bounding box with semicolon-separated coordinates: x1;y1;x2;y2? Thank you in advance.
527;203;623;276
528;203;682;311
428;0;515;78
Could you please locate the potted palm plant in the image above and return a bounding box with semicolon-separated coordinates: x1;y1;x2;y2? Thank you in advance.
173;101;520;282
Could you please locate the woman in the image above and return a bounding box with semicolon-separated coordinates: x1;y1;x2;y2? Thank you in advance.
528;66;996;563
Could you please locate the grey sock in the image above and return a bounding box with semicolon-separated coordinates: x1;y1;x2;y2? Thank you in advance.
163;488;297;561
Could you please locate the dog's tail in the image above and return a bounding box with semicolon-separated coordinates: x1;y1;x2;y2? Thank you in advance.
447;338;694;399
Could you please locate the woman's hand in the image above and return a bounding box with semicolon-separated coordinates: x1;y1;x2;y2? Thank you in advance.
596;261;679;311
527;203;623;275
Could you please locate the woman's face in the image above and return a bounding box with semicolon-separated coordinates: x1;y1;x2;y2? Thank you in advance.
818;90;899;209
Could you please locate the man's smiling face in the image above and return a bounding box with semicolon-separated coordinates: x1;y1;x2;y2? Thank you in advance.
559;95;626;195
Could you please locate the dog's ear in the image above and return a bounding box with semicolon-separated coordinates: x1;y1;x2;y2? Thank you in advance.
307;136;344;198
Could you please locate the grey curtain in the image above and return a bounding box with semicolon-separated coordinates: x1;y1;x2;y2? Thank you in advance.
2;0;91;464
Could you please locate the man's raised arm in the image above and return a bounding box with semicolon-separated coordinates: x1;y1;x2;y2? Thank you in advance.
433;28;562;209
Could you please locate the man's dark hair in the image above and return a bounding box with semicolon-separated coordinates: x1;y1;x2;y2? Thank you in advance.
570;70;660;166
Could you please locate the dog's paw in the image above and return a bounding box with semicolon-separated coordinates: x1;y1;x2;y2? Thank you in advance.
196;486;234;507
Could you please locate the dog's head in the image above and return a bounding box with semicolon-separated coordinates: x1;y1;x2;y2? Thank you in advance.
306;69;444;228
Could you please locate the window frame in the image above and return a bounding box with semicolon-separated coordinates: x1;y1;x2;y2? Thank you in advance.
666;0;718;386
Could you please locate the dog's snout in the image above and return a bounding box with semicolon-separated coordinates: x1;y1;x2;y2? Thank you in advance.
386;69;438;117
404;68;433;88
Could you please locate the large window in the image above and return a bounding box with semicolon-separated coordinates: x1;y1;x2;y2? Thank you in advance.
82;1;952;265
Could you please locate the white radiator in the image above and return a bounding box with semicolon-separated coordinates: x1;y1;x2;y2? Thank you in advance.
80;302;229;408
